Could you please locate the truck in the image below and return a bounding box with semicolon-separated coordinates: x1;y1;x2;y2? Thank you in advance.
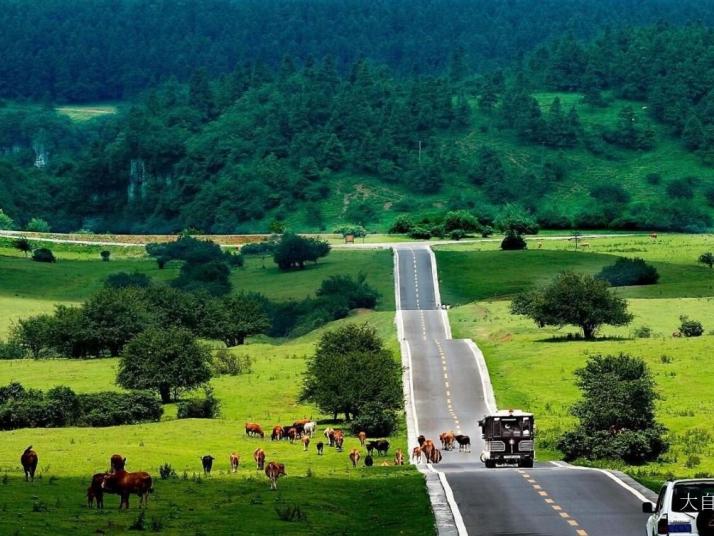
478;409;535;468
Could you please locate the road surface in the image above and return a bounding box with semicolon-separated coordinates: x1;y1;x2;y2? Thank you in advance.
395;245;654;536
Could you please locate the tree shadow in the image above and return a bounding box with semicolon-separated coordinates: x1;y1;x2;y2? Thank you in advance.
535;334;633;343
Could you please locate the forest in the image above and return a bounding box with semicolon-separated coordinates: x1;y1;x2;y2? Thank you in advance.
2;1;714;233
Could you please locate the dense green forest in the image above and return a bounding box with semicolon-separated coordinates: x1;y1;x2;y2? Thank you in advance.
3;2;714;233
2;0;714;102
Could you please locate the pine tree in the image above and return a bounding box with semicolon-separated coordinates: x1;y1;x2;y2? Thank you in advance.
322;134;346;171
682;113;705;151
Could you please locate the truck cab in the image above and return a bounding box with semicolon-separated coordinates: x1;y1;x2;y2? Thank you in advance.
478;409;535;468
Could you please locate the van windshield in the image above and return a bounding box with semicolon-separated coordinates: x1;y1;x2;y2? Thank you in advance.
671;483;714;512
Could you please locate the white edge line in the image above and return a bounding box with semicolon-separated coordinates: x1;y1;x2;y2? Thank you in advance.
555;462;652;503
427;246;453;339
395;248;467;536
464;340;497;414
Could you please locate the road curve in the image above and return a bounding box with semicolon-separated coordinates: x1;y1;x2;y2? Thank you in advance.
394;245;654;536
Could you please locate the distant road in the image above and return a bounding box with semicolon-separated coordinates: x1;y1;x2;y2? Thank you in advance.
394;245;656;535
0;230;644;250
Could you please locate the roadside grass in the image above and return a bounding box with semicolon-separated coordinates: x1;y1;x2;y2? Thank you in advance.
441;235;714;482
0;249;395;336
0;311;433;535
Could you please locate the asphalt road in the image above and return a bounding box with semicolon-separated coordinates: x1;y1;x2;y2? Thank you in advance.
395;245;652;536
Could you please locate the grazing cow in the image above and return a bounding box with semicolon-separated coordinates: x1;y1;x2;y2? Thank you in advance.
287;427;298;444
580;242;590;248
303;421;317;437
375;440;390;456
364;455;374;467
358;431;367;446
110;454;126;472
101;470;153;509
334;430;345;451
366;440;378;455
650;233;658;240
417;435;426;447
292;423;305;437
293;418;311;427
411;446;422;463
201;455;215;475
280;425;294;440
230;452;240;473
271;425;284;441
673;331;682;338
265;462;286;491
430;448;443;464
316;442;324;455
20;446;38;482
454;435;471;452
87;472;107;509
253;448;266;470
349;448;361;468
324;427;335;446
302;436;310;452
394;449;404;465
439;432;447;449
245;422;265;438
422;440;435;462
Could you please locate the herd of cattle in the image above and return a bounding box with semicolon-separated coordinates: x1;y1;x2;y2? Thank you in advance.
17;424;472;509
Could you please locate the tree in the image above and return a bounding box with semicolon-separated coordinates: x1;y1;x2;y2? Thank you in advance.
13;238;31;257
0;209;15;230
32;248;55;263
495;204;539;236
300;323;401;421
682;113;705;150
699;252;714;269
100;250;111;262
511;272;633;339
83;288;153;355
557;353;668;464
10;315;54;358
209;293;271;346
118;327;212;403
173;260;232;296
26;218;50;233
443;210;481;233
273;233;330;270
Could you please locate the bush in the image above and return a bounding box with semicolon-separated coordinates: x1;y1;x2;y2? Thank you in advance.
26;217;50;233
596;257;659;286
500;233;527;250
449;229;466;240
177;386;220;419
666;178;695;199
159;463;177;480
100;250;111;262
430;225;445;239
0;338;26;359
77;391;163;427
443;210;480;233
633;326;652;338
240;241;277;255
388;216;413;234
408;226;432;240
350;402;398;437
32;248;55;263
679;315;704;337
212;349;252;376
104;271;152;289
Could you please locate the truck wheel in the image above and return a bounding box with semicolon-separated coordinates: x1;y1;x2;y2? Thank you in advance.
485;460;496;469
519;459;533;468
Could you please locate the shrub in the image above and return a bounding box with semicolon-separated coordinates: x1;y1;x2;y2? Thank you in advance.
104;272;152;289
430;225;445;239
26;217;50;233
350;402;397;437
32;248;55;263
0;209;15;230
212;349;253;376
408;226;432;240
388;216;413;234
159;463;177;480
480;225;494;238
633;326;652;338
679;315;704;337
0;338;25;359
449;229;466;240
443;210;480;233
596;257;659;286
77;391;163;427
501;233;527;250
177;386;221;419
100;250;111;262
241;241;277;256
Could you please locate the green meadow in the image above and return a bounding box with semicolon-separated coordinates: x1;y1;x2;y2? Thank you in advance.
436;234;714;482
0;246;434;535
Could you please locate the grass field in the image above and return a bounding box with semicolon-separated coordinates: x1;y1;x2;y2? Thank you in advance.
0;247;395;337
438;234;714;483
0;311;434;535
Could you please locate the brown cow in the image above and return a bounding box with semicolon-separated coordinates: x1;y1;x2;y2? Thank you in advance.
324;427;335;446
110;454;126;472
349;448;361;468
245;422;264;438
443;432;455;451
358;431;367;446
87;472;107;509
287;427;298;444
302;436;310;452
265;462;286;490
430;448;443;464
394;449;404;465
293;418;311;426
230;452;240;473
253;448;266;470
271;425;284;441
20;446;38;482
417;435;426;447
411;446;422;463
421;440;435;462
334;429;345;451
101;470;153;509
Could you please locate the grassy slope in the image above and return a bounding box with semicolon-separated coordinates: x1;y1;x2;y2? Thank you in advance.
0;247;434;534
0;246;395;337
438;234;714;481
